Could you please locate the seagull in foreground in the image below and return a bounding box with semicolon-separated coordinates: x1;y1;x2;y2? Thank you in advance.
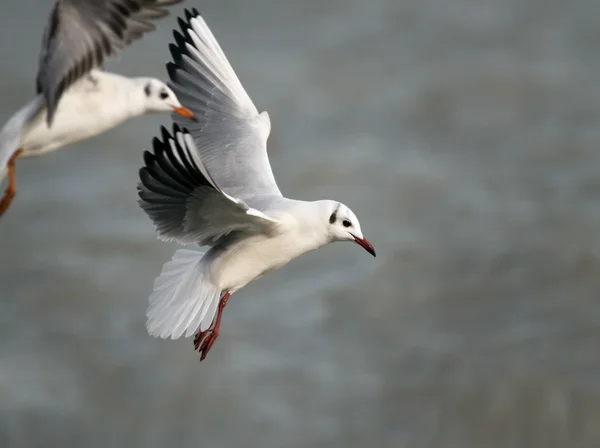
0;0;195;217
137;9;376;362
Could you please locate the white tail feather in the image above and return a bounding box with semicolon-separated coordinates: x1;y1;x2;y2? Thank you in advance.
0;96;44;181
146;249;222;339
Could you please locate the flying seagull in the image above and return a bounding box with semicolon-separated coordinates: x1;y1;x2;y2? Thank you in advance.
0;0;195;217
137;9;376;361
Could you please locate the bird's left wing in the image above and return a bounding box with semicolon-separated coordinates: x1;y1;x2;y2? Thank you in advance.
166;9;282;201
138;124;280;246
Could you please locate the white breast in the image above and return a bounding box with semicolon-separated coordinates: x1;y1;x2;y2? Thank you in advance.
210;224;329;292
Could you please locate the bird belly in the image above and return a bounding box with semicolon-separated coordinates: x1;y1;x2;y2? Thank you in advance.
210;230;326;292
208;234;289;291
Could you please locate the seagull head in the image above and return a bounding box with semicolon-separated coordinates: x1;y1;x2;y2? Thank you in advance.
138;78;195;120
324;201;375;257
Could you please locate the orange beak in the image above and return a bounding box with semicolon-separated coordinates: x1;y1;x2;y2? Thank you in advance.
172;106;196;121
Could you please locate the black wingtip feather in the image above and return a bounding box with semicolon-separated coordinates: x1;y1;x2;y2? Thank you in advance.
171;31;188;59
169;42;182;62
143;149;156;167
182;8;201;21
138;167;148;185
177;18;195;47
177;17;188;35
139;167;159;193
166;61;178;81
160;125;172;143
151;136;162;149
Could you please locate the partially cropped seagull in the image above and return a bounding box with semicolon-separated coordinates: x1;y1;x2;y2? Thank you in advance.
137;9;376;361
0;0;195;217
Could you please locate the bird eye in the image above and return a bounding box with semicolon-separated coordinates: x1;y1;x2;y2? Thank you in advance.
159;90;169;100
342;219;351;228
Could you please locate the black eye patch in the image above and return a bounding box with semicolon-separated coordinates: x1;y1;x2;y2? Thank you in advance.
342;219;351;228
144;83;151;97
329;212;336;224
159;90;169;100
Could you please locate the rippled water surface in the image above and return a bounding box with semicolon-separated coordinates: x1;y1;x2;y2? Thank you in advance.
1;0;600;447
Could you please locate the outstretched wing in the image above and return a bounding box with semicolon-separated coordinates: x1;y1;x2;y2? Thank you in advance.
138;124;279;246
166;9;282;202
37;0;183;126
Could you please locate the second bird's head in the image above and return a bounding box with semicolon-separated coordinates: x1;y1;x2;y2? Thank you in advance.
136;78;195;120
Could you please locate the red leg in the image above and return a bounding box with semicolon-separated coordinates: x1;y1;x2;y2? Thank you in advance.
0;148;23;217
193;291;231;361
193;328;208;351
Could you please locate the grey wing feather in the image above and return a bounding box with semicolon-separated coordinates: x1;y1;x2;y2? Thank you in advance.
138;124;279;246
37;0;183;126
166;9;282;203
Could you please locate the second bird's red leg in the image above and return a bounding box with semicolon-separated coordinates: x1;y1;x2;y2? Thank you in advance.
0;148;23;217
193;291;231;361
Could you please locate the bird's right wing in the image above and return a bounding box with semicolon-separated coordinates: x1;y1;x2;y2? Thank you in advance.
138;124;280;246
166;9;282;202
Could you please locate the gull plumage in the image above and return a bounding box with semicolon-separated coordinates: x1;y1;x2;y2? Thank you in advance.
137;9;376;361
0;0;195;217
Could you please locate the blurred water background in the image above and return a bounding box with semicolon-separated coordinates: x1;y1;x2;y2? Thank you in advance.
1;0;600;447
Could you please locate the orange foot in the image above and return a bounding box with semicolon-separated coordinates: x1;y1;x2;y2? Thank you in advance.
0;148;23;217
193;291;231;361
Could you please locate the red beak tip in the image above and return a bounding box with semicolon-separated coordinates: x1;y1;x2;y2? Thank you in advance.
353;236;376;257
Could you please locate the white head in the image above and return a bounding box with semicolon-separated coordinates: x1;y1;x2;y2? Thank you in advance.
322;201;376;257
136;78;195;120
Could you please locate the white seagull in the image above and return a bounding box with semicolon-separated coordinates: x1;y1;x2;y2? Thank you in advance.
137;9;376;361
0;0;195;217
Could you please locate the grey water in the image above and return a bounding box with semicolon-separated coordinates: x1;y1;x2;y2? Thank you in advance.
1;0;600;447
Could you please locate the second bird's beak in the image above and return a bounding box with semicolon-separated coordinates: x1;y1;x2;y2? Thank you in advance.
172;106;196;121
353;235;376;257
